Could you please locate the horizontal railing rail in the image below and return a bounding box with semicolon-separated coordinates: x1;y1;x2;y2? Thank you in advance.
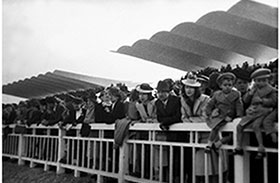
2;120;278;183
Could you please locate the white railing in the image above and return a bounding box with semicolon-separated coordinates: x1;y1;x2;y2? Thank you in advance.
2;120;278;183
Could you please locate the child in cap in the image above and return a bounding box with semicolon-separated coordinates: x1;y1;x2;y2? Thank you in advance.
235;68;277;159
205;72;244;152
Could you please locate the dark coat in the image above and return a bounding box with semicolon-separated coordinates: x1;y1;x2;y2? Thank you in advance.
205;89;243;129
26;108;42;126
95;100;126;124
155;95;182;127
42;103;65;126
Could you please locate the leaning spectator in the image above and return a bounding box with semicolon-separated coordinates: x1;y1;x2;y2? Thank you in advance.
135;83;157;123
126;89;140;121
180;72;228;183
155;80;182;181
3;104;17;125
15;101;28;124
26;99;42;126
59;94;83;129
41;96;65;126
155;80;182;130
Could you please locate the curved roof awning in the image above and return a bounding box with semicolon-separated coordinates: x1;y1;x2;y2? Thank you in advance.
3;70;138;99
116;0;278;71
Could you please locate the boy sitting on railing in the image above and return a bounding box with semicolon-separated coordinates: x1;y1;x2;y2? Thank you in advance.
234;68;278;159
205;72;244;152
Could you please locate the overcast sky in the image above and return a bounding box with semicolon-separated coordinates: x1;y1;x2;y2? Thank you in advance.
2;0;277;102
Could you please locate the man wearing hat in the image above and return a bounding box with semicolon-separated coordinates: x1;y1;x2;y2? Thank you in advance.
235;68;277;158
205;72;243;151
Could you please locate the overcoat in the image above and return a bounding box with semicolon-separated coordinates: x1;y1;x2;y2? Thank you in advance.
155;95;182;127
205;89;243;129
239;84;277;130
135;99;157;123
181;94;209;123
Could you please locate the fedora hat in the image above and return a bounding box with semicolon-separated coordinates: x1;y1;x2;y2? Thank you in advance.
251;68;271;80
156;80;170;92
181;72;201;87
136;83;154;93
216;72;236;85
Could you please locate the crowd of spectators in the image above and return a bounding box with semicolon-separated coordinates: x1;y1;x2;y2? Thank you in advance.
2;59;278;183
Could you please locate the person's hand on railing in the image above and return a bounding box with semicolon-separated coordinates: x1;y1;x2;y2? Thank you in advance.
225;116;232;122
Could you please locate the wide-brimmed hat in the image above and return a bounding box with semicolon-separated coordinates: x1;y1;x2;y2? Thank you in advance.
136;83;154;93
181;72;201;87
251;68;271;80
156;80;170;92
232;68;251;82
216;72;236;85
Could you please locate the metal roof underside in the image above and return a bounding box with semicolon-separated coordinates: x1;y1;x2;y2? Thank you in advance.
3;70;138;99
116;0;278;72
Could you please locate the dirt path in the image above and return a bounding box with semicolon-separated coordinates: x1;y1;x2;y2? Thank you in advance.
2;159;96;183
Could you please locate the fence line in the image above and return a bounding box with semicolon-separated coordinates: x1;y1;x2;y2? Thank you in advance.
2;120;278;183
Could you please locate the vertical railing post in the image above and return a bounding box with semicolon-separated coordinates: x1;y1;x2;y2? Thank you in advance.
233;123;250;183
18;133;25;165
74;128;80;177
118;136;129;183
57;127;66;174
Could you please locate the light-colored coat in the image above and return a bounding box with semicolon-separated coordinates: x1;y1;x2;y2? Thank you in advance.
205;89;244;129
181;94;209;123
239;84;277;129
135;99;157;123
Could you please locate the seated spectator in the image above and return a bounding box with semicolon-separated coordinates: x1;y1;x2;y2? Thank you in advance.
235;68;278;158
205;72;243;152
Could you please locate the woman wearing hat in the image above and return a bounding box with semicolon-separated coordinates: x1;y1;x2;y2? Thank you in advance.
235;68;277;159
135;83;157;123
181;72;228;183
205;72;243;151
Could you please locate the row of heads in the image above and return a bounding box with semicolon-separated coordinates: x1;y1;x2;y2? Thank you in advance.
136;67;272;94
16;67;271;108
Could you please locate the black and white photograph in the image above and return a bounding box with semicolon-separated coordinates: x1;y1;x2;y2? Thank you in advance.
2;0;278;182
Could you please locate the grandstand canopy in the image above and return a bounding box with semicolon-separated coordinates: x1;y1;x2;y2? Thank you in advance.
116;0;278;71
2;70;138;99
